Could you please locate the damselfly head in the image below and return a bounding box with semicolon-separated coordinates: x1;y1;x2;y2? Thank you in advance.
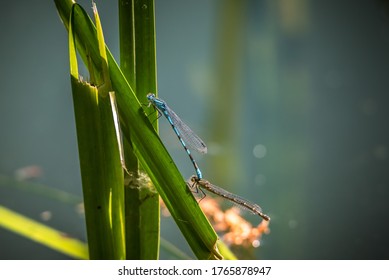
190;175;200;183
146;93;156;101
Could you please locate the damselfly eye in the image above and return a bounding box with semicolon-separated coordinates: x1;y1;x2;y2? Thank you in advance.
146;93;155;100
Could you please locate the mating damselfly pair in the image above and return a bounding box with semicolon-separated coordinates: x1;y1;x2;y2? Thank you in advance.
147;93;270;221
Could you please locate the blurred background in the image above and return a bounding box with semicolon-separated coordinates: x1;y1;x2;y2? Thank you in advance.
1;0;389;259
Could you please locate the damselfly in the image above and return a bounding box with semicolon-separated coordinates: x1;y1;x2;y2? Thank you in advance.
147;93;207;179
188;175;270;221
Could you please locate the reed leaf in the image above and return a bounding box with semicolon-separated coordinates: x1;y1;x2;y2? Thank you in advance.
54;0;237;259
